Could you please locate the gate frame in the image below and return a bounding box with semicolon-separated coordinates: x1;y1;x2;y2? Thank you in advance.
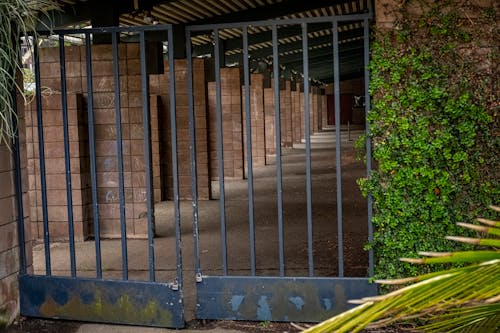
15;9;376;328
185;12;377;323
16;24;185;328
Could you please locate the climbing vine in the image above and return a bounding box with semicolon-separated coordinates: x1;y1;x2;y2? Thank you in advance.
359;0;499;279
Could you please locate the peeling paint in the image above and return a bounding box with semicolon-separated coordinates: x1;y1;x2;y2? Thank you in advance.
257;296;271;321
231;295;245;312
289;296;304;310
197;276;378;323
322;298;332;311
20;276;184;328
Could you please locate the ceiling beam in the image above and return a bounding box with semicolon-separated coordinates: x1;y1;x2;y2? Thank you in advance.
276;41;364;66
192;21;359;55
222;32;364;65
189;0;363;25
37;0;168;29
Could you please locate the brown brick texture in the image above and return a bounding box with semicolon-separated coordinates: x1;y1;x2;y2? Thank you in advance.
207;68;244;181
26;44;163;239
241;73;266;176
0;79;32;325
150;58;210;200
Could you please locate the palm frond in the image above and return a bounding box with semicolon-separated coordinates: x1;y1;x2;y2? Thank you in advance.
0;0;60;145
303;206;500;333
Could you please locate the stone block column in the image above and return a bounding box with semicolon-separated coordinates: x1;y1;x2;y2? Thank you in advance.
321;91;328;129
27;43;163;239
150;58;210;200
25;93;91;241
300;87;306;141
242;73;266;175
291;82;302;144
310;87;319;134
263;86;276;163
207;67;244;183
280;80;293;147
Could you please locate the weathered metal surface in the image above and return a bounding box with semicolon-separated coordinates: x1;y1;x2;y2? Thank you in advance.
196;276;377;322
19;275;184;328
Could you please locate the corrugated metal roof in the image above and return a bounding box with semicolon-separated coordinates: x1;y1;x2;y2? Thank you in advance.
48;0;369;82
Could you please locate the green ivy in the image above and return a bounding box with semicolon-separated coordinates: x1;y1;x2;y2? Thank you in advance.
361;1;499;280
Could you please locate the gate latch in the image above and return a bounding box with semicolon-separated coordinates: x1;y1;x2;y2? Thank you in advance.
169;279;179;291
195;272;203;283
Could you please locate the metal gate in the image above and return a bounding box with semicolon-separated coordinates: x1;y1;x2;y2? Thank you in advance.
17;25;185;328
186;13;376;323
15;11;376;329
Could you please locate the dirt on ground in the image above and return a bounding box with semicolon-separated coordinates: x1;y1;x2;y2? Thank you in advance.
2;317;410;333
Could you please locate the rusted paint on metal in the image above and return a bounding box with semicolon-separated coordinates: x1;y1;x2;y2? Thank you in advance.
196;276;377;323
19;275;184;328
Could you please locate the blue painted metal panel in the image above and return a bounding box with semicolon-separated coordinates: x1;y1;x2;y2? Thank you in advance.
196;276;377;323
19;275;184;328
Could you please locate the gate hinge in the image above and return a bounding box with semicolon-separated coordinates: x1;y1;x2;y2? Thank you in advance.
195;272;203;283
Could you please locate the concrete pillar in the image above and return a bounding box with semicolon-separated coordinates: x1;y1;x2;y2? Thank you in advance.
242;73;266;176
291;82;302;144
27;43;163;239
299;86;306;141
25;94;91;241
310;87;318;133
280;80;293;147
150;58;210;200
207;67;244;185
321;90;328;129
82;43;159;238
263;85;276;163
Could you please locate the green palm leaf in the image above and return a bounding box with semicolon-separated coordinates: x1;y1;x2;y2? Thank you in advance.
0;0;59;145
303;206;500;333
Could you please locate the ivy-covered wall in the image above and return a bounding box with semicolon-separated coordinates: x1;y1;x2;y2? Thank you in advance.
364;0;499;279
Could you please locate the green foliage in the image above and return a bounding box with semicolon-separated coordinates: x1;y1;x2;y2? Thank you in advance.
0;0;58;145
303;209;500;333
360;0;499;280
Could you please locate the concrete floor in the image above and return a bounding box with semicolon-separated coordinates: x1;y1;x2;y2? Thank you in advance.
32;130;369;321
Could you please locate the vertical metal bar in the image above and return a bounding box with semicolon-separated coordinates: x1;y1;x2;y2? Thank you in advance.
112;32;128;280
85;33;102;278
168;27;183;286
139;31;156;282
333;20;344;277
243;26;256;276
302;23;314;277
185;30;201;277
367;0;373;14
363;18;374;277
33;37;51;276
12;86;26;275
59;36;77;278
214;28;228;276
272;24;285;277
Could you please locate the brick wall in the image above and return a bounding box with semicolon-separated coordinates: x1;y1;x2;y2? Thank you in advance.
291;82;302;144
25;94;91;241
26;44;162;239
299;88;305;141
310;87;318;133
321;92;328;129
263;86;276;163
207;68;244;182
0;87;32;326
280;80;293;147
150;58;210;200
242;73;266;176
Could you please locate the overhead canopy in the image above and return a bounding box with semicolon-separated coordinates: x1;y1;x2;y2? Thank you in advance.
40;0;372;83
